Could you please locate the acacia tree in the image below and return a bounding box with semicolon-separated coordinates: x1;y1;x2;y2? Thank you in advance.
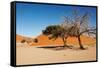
42;25;69;47
42;9;96;50
62;10;96;49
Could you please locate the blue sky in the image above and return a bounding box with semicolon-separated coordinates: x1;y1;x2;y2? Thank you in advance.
16;3;97;37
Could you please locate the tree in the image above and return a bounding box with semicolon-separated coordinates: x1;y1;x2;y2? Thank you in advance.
42;9;96;50
62;10;96;49
42;25;69;47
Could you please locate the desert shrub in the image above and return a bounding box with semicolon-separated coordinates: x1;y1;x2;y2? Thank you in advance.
21;39;26;43
34;38;38;43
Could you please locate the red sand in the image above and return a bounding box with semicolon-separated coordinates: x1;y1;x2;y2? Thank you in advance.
16;34;96;46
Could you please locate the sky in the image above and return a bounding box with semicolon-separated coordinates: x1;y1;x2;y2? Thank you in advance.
16;3;97;37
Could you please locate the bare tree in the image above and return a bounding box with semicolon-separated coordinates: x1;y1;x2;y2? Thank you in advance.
61;10;96;49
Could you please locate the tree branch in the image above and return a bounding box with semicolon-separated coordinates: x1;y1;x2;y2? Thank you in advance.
79;28;96;36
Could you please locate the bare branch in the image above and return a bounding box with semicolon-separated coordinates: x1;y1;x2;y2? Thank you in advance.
79;28;96;36
80;12;90;25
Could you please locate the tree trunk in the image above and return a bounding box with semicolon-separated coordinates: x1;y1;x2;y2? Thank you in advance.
62;37;67;47
77;35;85;49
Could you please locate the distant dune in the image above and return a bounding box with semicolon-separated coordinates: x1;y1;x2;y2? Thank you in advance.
16;34;33;43
16;34;24;43
16;34;96;46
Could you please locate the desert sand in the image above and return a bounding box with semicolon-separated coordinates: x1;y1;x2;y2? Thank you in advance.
16;34;96;46
16;43;96;65
16;34;96;65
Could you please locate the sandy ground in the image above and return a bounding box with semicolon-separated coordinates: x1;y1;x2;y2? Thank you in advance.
16;43;96;65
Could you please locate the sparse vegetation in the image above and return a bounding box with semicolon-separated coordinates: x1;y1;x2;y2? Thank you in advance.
34;38;38;43
21;39;26;43
42;9;96;50
42;25;69;47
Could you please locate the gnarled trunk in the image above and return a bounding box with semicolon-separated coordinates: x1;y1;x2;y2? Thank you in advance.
77;35;85;49
62;37;68;47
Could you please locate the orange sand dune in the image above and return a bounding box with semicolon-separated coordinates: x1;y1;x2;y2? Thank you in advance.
31;34;96;46
16;34;33;43
16;34;96;46
16;34;24;42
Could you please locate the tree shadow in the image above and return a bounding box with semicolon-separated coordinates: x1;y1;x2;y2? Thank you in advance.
37;45;87;51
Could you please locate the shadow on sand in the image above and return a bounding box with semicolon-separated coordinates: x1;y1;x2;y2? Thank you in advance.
37;45;88;51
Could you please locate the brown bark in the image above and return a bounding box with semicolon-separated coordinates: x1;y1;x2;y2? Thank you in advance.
62;37;67;47
77;35;85;50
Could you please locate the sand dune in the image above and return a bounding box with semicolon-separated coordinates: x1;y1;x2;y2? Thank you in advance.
16;34;24;42
16;34;96;46
16;34;34;43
